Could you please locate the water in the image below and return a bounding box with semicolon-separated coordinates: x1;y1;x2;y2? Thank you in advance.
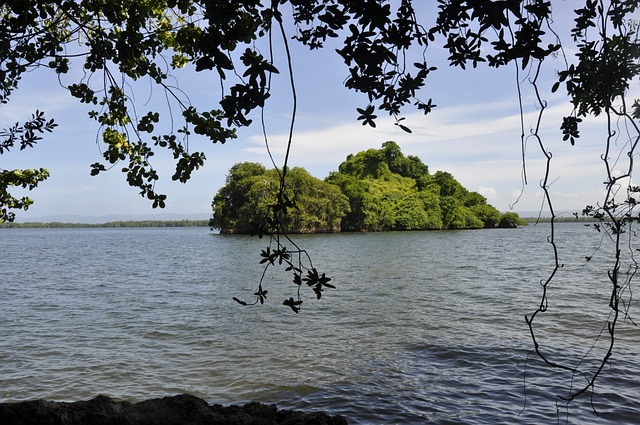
1;224;639;424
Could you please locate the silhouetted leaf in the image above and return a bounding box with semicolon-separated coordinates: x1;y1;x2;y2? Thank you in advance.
283;297;302;313
254;285;268;304
195;57;215;72
233;297;248;306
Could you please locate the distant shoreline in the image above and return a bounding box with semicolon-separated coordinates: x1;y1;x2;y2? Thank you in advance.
0;216;598;229
523;216;600;223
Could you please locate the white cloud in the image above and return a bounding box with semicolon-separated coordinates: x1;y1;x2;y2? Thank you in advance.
234;96;618;214
478;185;498;201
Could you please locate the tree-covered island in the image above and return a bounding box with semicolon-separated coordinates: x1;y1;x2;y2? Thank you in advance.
210;141;526;234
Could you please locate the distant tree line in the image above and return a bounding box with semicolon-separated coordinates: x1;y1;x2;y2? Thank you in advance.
524;216;601;223
0;220;209;229
210;142;527;234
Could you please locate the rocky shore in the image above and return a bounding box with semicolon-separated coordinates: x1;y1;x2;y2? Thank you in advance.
0;394;349;425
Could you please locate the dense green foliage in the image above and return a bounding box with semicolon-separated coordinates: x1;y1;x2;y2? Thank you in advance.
498;212;528;228
327;141;496;230
210;162;349;234
212;142;522;232
1;111;55;222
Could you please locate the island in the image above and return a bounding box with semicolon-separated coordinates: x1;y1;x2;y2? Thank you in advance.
210;141;526;234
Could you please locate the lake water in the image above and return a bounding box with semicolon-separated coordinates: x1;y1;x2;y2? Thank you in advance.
1;224;639;424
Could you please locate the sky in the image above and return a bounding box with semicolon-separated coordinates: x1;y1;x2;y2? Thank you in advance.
2;3;634;222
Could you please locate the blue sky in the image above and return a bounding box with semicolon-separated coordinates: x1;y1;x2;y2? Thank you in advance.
1;3;630;221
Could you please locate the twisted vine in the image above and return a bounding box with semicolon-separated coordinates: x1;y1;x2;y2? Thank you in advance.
522;0;640;417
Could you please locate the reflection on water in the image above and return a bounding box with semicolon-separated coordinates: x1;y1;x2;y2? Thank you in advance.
1;224;639;424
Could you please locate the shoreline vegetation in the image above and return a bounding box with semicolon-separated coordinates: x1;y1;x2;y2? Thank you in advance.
0;216;596;229
0;219;210;228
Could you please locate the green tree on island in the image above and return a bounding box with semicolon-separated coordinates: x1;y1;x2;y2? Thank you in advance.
211;142;524;233
210;162;349;234
326;141;516;230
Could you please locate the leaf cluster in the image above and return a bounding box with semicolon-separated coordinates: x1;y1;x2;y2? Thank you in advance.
552;1;640;145
0;110;55;222
0;110;57;154
0;167;49;223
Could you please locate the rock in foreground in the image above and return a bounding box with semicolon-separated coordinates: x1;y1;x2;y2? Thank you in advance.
0;394;349;425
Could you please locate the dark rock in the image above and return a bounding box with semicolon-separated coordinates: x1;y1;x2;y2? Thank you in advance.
0;394;349;425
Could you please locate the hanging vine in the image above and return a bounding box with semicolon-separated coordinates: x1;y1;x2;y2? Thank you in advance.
230;4;336;313
522;0;640;416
